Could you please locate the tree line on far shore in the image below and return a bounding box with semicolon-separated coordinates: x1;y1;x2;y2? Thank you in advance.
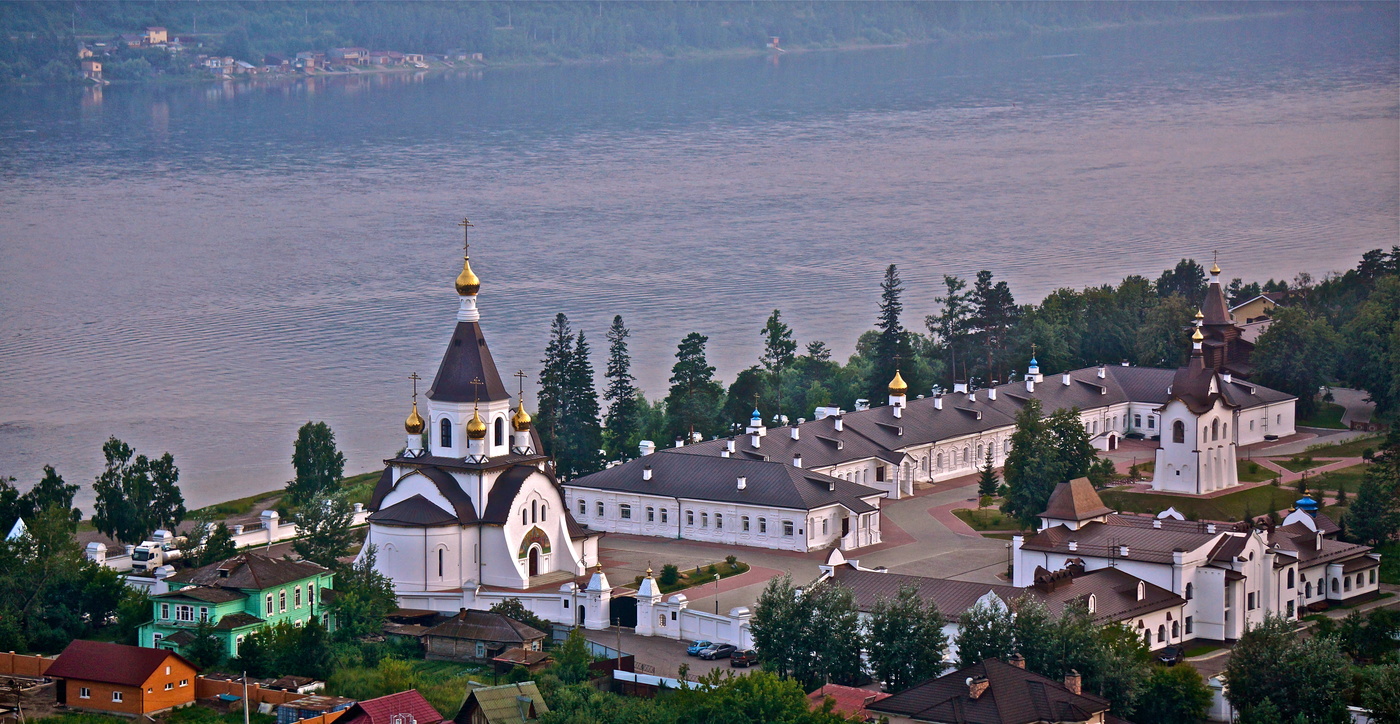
535;248;1400;481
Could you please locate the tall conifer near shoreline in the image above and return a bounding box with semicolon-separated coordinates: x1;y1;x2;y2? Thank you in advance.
603;315;641;461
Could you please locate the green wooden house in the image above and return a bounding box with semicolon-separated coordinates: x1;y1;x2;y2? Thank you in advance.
138;552;335;658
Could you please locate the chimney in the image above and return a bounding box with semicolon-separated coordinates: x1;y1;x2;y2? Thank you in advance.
969;391;976;402
1008;653;1025;669
828;480;836;492
1097;365;1106;379
834;416;843;432
1068;541;1078;551
893;404;902;419
934;395;943;410
790;426;800;441
967;676;990;700
1153;519;1162;529
674;436;684;448
1062;372;1072;386
1119;545;1129;557
1206;523;1217;534
793;454;803;468
1121;360;1130;366
643;465;653;481
987;388;997;401
737;476;746;490
726;439;736;453
751;434;761;449
1064;670;1082;696
1223;372;1233;384
721;449;730;458
639;440;655;456
1026;378;1035;393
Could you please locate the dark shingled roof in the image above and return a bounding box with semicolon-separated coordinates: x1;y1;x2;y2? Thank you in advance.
1031;566;1186;624
212;612;265;630
829;566;1018;623
1042;478;1113;523
385;451;549;473
153;586;247;603
1202;280;1232;327
427;321;509;403
369;494;461;527
1168;353;1232;415
868;658;1116;724
423;608;547;644
46;641;196;686
482;464;534;524
663;364;1290;473
568;453;882;513
168;552;328;591
369;465;480;524
1022;516;1227;565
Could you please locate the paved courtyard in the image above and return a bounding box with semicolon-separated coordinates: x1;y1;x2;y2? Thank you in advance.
594;472;1007;616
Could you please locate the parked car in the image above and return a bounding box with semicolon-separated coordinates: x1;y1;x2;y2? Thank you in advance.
1157;645;1184;666
687;640;713;656
730;649;759;667
699;643;737;660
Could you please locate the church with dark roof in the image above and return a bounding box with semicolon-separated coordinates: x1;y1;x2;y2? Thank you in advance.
356;225;600;608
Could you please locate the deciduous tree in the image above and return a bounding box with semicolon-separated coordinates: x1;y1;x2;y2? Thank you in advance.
867;585;948;692
91;437;186;545
1225;614;1351;724
291;492;355;569
288;422;345;508
330;545;397;642
1135;665;1213;724
1254;307;1340;419
955;599;1015;668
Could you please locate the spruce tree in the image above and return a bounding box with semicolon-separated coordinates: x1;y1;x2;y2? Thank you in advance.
969;270;1018;384
665;332;725;443
760;309;797;419
869;264;914;403
537;313;575;461
560;330;603;479
603;315;641;461
929;274;972;388
978;446;999;502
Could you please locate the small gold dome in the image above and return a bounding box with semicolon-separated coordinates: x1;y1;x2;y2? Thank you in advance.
466;409;487;439
1195;309;1204;320
1191;327;1204;343
1210;261;1221;275
455;256;481;296
888;369;908;395
405;400;425;435
512;401;532;431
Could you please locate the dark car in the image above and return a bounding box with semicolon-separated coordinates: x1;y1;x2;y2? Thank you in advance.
730;649;759;667
686;640;712;656
699;643;737;660
1157;645;1184;666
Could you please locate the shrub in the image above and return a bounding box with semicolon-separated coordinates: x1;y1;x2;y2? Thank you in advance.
725;555;738;569
706;564;718;577
659;564;680;586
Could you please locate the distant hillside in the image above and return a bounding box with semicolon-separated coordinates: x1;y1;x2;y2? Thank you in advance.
0;1;1316;83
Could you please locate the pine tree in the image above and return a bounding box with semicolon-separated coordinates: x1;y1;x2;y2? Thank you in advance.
537;313;575;460
978;446;999;502
560;329;603;479
869;264;914;403
603;315;641;461
929;274;973;388
969;270;1018;384
665;332;725;442
760;309;797;419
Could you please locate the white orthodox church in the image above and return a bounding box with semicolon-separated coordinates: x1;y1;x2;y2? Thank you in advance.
357;234;601;613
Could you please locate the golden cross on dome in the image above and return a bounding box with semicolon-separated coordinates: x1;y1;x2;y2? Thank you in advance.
469;376;484;407
1030;343;1037;357
457;217;473;257
514;369;528;398
408;371;421;400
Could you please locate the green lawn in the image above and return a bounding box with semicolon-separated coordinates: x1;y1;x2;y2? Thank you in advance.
191;489;283;518
954;507;1030;532
342;470;382;506
1237;459;1277;483
1184;643;1225;658
1274;456;1328;473
1298;402;1348;429
1102;484;1298;522
632;560;751;594
327;657;492;715
1307;463;1373;495
1305;435;1382;458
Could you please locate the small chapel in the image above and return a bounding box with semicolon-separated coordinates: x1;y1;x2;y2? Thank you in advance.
357;223;601;604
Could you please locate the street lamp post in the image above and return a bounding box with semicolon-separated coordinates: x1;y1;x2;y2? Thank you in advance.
713;572;721;614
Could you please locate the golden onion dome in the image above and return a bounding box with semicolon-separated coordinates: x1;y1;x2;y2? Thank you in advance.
1210;261;1221;275
455;256;481;296
1191;327;1204;343
404;400;425;435
512;400;532;431
1195;309;1204;320
888;369;908;395
466;409;487;439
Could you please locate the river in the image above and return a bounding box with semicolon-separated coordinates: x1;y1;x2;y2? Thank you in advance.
0;7;1395;509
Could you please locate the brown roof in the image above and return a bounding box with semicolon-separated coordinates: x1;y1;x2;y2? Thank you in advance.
829;565;1018;623
1032;567;1186;624
807;684;892;720
1202;281;1232;327
423;609;547;644
1022;515;1226;565
335;691;443;724
868;658;1116;724
1342;557;1381;573
154;586;246;603
492;648;551;666
427;321;510;403
168;552;328;591
46;640;196;686
1042;478;1112;522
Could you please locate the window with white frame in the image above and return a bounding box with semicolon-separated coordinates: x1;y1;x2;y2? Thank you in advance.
578;499;586;515
295;586;303;608
177;605;193;622
279;590;287;612
161;603;170;620
620;504;632;519
701;512;708;527
646;507;655;522
783;521;794;537
112;692;124;703
742;516;750;532
661;508;668;524
686;510;694;526
80;688;90;699
266;594;273;616
597;502;604;517
715;514;722;530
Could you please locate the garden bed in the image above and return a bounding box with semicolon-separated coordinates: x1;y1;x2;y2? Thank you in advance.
632;559;751;595
953;507;1029;533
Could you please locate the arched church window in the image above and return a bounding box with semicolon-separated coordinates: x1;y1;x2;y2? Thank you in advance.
1172;621;1180;638
1173;421;1185;444
1306;582;1313;597
962;447;969;464
495;417;505;447
440;418;453;448
1005;440;1012;453
1287;569;1294;589
1223;422;1228;438
977;444;984;460
1212;419;1219;441
1087;594;1096;613
1332;579;1339;593
540;503;546;521
1185;583;1194;600
937;453;943;469
521;508;527;526
1157;625;1166;643
438;548;444;578
532;500;538;523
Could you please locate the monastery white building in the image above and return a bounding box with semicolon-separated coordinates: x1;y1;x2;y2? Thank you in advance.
357;237;601;613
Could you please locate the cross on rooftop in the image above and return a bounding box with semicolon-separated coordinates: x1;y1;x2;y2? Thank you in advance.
458;217;473;257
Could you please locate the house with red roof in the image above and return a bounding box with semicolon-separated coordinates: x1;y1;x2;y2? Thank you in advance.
334;690;443;724
806;683;891;721
46;640;198;716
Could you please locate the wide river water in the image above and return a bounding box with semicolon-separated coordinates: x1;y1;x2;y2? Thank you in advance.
1;7;1396;510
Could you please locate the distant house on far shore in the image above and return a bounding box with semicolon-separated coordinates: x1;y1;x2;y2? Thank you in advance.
144;27;168;45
